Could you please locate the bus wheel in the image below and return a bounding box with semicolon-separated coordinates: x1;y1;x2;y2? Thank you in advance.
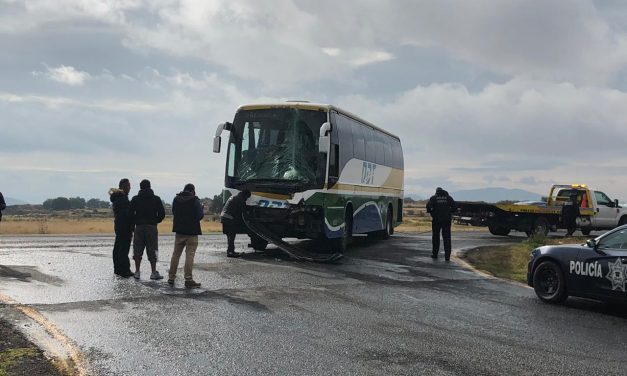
332;209;353;253
382;208;394;239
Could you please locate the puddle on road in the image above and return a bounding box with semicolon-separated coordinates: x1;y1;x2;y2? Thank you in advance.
0;265;64;285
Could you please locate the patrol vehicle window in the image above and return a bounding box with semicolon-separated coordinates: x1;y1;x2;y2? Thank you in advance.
598;229;627;250
595;191;612;206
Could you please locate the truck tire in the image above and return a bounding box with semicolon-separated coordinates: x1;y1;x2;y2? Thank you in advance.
533;260;567;304
532;217;550;236
488;225;511;236
581;228;592;236
619;216;627;226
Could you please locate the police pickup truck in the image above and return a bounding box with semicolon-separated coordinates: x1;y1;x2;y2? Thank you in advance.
528;225;627;303
455;184;627;237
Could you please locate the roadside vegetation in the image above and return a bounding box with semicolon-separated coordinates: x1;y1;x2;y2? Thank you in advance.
463;235;588;283
0;320;61;376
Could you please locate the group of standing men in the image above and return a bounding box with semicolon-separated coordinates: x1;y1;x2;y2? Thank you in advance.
110;178;203;288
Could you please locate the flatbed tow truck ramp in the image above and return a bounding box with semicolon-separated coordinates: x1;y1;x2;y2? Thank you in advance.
454;184;627;237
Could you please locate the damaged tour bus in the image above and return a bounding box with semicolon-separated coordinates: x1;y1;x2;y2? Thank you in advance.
213;102;404;257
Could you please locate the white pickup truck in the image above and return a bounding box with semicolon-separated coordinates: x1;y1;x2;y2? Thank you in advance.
572;186;627;235
455;184;627;236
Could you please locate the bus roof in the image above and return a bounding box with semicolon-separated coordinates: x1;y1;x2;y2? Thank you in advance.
237;102;400;140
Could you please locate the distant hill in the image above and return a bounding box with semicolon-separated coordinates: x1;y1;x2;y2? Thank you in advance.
450;187;542;202
4;197;28;205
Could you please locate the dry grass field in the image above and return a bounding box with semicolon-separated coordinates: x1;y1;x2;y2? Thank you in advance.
0;201;484;235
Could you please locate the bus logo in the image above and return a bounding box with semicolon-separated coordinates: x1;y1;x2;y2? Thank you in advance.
361;162;376;185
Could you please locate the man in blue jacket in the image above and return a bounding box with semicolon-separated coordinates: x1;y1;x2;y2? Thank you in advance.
130;179;165;280
168;183;204;288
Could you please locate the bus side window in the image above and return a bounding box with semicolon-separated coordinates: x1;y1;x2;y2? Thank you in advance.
375;132;385;165
364;127;376;163
337;115;354;169
383;135;392;166
351;119;365;161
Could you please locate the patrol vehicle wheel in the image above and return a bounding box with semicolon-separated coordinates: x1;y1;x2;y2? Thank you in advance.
533;261;567;303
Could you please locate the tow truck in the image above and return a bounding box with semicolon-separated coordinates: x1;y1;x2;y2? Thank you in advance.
454;184;627;237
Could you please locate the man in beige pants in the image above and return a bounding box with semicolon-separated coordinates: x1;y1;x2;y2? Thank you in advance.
168;183;204;288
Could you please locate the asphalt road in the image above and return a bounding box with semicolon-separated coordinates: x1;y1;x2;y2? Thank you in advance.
1;232;626;375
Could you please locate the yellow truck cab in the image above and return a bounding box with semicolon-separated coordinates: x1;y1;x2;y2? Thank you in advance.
455;184;627;237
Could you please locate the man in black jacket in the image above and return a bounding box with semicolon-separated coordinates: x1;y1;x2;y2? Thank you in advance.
220;190;251;258
426;187;457;261
168;183;204;288
109;179;134;278
130;179;166;280
0;192;5;222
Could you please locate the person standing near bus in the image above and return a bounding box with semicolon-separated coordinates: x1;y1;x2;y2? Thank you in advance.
561;194;580;237
168;183;203;288
220;190;251;258
0;192;6;222
426;187;457;261
109;179;134;278
130;179;166;280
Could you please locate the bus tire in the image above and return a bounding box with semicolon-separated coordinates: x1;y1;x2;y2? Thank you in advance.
532;217;550;236
382;206;394;239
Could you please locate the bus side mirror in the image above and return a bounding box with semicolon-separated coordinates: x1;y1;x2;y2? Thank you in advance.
319;122;331;153
213;136;221;153
213;122;232;153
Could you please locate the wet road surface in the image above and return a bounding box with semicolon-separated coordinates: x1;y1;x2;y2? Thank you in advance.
1;232;626;375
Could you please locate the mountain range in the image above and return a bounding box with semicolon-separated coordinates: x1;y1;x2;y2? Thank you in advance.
449;187;542;202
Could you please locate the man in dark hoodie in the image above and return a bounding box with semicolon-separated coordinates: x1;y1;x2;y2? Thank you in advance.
130;179;166;280
0;192;6;222
109;179;134;277
168;183;204;288
426;187;457;261
220;190;251;258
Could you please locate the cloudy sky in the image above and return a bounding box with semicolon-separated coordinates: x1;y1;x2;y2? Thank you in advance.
2;0;627;203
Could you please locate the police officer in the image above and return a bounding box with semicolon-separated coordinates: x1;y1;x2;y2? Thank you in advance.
561;194;580;236
426;187;457;261
220;190;251;258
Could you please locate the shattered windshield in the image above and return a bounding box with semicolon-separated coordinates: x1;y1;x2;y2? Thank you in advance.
227;108;327;188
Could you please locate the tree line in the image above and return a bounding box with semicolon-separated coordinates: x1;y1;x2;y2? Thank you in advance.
41;194;226;213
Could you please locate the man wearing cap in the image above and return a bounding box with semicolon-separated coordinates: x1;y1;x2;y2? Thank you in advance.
130;179;166;280
426;187;457;261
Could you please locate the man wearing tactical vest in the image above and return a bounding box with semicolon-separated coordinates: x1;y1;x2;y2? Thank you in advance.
426;187;457;261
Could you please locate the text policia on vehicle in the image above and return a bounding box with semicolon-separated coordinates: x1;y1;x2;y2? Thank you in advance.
212;102;404;255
